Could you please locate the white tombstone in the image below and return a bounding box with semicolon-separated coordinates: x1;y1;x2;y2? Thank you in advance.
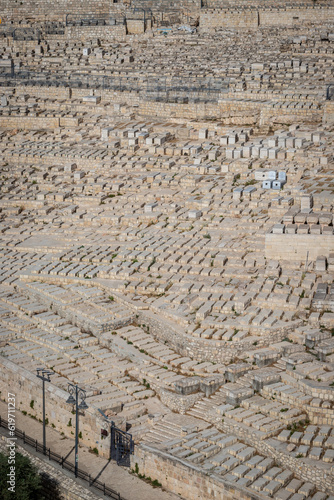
272;181;282;190
101;127;114;140
242;146;252;158
267;170;277;180
199;128;208;139
286;137;295;148
226;148;234;159
268;137;278;148
144;202;158;213
244;186;256;195
74;171;85;180
272;224;285;234
239;132;248;142
188;210;202;219
251;146;260;158
294;138;305;148
255;171;268;181
278;172;287;183
233;187;243;200
82;96;101;104
259;148;268;159
228;133;238;144
233;149;242;159
268;148;278;159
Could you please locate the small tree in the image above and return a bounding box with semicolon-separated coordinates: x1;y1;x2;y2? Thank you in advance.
0;451;44;499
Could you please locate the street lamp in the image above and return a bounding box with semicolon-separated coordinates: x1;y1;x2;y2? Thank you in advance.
66;383;88;477
36;368;54;455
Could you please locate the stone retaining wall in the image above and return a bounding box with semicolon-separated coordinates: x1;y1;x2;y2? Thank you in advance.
323;101;334;125
200;6;334;30
265;233;334;262
200;9;259;29
132;444;266;500
21;274;300;365
259;6;334;26
0;84;324;129
0;357;111;458
158;387;203;414
136;309;300;365
65;25;126;41
126;20;146;35
0;116;60;130
1;0;111;21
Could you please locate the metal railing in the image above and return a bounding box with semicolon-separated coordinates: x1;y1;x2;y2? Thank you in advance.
126;7;153;23
66;13;126;27
0;415;124;500
12;28;41;42
0;26;15;38
44;22;66;35
145;76;229;102
0;70;230;102
155;11;182;27
326;84;334;101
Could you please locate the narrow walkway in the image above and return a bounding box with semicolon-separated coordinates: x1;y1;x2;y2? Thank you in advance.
0;400;181;500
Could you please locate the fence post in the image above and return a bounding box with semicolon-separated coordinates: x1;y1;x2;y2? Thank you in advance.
35;439;38;451
103;483;106;496
23;431;25;443
48;448;50;460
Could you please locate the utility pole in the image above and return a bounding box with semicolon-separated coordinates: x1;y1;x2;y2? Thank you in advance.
66;383;88;477
36;368;54;454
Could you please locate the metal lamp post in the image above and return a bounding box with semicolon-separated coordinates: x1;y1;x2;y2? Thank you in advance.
36;368;54;455
66;383;88;477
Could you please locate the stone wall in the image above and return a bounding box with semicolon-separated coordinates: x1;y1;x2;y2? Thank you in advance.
259;6;334;26
0;83;324;129
126;20;145;35
65;25;127;41
0;357;111;458
200;6;334;30
138;98;262;123
0;0;112;21
138;98;322;127
158;387;203;414
135;309;300;364
200;9;259;29
132;444;265;500
265;233;334;262
20;274;300;365
0;116;60;130
323;101;334;125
